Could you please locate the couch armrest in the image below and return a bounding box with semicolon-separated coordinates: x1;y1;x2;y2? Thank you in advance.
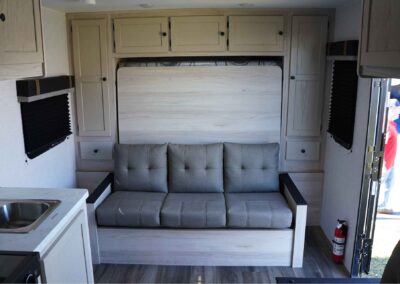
86;173;113;207
279;173;307;268
279;173;307;206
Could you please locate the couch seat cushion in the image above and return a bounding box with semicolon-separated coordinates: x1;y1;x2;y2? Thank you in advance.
114;144;168;192
168;144;223;193
161;193;226;228
225;192;292;228
96;191;167;227
224;143;280;193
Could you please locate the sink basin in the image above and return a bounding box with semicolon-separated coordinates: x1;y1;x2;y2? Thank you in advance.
0;200;60;233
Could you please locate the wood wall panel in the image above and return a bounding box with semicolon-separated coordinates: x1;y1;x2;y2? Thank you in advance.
117;65;282;144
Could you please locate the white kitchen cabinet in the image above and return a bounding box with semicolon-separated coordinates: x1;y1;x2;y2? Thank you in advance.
170;16;227;52
0;0;43;79
42;210;94;283
72;18;111;137
228;16;284;52
287;16;327;137
359;0;400;78
114;17;169;54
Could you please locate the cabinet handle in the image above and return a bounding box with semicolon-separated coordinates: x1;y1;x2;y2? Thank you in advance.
219;31;225;36
278;31;283;35
290;75;296;80
102;77;107;82
301;149;306;154
161;32;167;36
93;149;99;154
0;13;5;22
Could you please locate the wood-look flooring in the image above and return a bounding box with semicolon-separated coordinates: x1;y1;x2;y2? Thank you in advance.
94;226;348;283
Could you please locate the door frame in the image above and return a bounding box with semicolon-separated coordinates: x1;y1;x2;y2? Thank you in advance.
351;78;390;277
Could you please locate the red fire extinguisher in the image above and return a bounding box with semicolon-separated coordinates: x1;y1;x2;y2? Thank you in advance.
332;219;347;264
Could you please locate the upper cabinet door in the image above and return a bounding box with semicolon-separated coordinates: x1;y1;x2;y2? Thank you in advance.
114;17;169;54
287;16;328;137
228;16;284;52
72;19;111;137
359;0;400;78
0;0;43;65
170;16;227;52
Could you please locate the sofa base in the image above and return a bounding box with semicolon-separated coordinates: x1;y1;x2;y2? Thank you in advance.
97;228;294;266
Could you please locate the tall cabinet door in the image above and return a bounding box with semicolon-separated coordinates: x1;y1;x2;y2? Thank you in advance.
359;0;400;78
0;0;43;65
287;16;328;137
72;19;111;137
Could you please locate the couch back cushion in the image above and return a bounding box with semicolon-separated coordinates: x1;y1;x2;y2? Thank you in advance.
224;143;279;192
114;144;168;192
168;144;223;193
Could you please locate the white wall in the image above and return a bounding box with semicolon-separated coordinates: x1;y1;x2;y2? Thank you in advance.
320;0;372;272
0;8;76;188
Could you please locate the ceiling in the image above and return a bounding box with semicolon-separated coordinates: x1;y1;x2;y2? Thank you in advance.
43;0;352;12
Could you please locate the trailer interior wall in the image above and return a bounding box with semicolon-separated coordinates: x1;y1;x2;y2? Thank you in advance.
320;0;372;272
0;8;76;188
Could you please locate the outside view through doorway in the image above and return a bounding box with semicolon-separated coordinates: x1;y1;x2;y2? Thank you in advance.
369;79;400;277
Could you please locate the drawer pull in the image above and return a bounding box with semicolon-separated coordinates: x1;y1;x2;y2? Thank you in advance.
278;31;283;35
219;31;225;36
93;149;99;154
301;149;306;154
0;13;5;22
161;32;167;36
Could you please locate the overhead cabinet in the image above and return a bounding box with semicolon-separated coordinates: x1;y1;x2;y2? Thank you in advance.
170;16;227;52
72;18;111;137
228;16;284;52
114;17;169;53
287;16;327;138
359;0;400;78
0;0;43;78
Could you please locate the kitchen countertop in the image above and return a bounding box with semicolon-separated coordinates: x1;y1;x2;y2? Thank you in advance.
0;187;88;254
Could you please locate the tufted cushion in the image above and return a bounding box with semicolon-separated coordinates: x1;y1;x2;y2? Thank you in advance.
168;144;223;193
114;144;168;192
96;191;167;227
225;192;292;228
224;143;279;192
161;193;226;228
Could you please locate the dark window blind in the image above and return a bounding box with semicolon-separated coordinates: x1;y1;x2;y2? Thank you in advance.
20;94;72;159
327;61;358;150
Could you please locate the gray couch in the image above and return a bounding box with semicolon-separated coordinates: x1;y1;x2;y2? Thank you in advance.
86;143;307;267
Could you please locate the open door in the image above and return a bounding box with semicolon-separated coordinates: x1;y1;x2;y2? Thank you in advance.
351;78;390;277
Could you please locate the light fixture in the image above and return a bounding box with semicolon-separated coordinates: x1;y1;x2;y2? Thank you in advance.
238;3;255;8
79;0;96;5
138;3;154;8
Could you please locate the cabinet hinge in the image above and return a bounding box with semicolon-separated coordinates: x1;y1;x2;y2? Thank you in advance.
355;234;373;274
366;146;383;182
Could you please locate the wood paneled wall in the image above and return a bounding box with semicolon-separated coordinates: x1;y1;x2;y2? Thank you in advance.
117;65;282;144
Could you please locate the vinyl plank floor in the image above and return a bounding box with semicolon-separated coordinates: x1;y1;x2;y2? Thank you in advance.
94;226;348;283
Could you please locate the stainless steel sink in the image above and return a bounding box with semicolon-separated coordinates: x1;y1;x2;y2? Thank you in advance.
0;200;60;233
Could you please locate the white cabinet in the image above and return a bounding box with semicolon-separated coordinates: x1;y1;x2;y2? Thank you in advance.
287;16;327;137
359;0;400;78
114;17;169;54
170;16;227;52
0;0;43;79
72;18;111;137
228;16;284;52
42;210;94;283
286;141;320;161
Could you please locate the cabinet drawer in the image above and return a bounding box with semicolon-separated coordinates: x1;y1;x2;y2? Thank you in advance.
170;16;227;52
286;141;320;161
80;142;113;160
114;17;169;53
229;16;284;52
